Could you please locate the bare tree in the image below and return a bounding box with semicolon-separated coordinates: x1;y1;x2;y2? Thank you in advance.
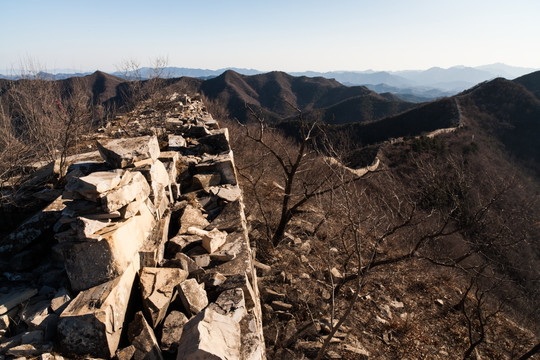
237;104;368;247
0;60;95;195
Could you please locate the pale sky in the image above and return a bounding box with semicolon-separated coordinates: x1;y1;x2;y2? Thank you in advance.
1;0;539;73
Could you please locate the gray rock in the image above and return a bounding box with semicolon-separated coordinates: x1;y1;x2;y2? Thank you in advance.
75;217;110;238
0;196;64;255
192;173;221;191
96;135;160;168
187;227;227;254
115;345;136;360
206;200;243;233
168;135;186;150
6;343;52;357
210;231;245;262
50;288;71;314
195;152;237;186
19;300;49;325
139;209;171;267
200;272;227;288
160;311;188;353
64;169;125;201
191;254;211;268
0;330;44;353
178;279;208;317
158;151;180;181
133;160;170;203
27;313;58;341
209;288;246;323
166;234;201;256
178;205;209;234
127;312;163;360
198;128;230;154
139;267;188;328
208;185;242;202
163;253;205;276
218;274;257;310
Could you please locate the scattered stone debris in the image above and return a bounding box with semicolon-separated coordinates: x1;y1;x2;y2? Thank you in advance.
0;93;265;359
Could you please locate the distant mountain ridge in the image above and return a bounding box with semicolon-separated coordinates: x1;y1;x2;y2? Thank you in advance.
1;64;536;100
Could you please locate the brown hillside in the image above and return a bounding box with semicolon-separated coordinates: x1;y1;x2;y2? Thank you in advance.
199;70;410;122
514;70;540;100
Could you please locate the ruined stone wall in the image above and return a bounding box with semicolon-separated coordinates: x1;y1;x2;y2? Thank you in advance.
0;94;265;359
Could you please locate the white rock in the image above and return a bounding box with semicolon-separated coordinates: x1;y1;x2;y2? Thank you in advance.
100;171;151;213
64;170;124;201
178;279;208;317
176;307;241;360
187;227;227;254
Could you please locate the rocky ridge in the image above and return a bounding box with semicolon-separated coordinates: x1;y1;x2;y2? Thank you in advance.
0;94;265;359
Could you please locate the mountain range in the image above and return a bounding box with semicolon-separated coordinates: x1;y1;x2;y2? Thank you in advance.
2;67;539;175
1;63;536;102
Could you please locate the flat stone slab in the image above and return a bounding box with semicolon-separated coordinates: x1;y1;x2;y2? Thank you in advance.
65;169;125;201
96;135;160;168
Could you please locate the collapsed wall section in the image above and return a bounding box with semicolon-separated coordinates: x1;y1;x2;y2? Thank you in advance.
0;93;265;359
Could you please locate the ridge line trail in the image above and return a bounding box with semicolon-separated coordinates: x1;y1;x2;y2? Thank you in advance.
454;96;465;127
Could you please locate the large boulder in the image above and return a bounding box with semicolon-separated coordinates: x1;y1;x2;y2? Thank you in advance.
61;203;155;291
57;257;140;358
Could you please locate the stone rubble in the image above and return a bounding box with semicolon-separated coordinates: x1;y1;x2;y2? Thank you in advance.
0;93;265;359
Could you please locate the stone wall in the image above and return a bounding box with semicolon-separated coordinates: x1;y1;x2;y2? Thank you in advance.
0;94;265;359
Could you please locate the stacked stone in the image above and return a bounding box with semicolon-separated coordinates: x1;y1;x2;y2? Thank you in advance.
0;93;265;360
57;94;265;359
55;135;175;358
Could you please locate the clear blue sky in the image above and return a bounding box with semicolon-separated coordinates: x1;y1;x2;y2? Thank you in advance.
1;0;539;73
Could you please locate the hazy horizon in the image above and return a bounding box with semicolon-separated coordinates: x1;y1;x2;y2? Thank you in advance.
2;0;539;74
